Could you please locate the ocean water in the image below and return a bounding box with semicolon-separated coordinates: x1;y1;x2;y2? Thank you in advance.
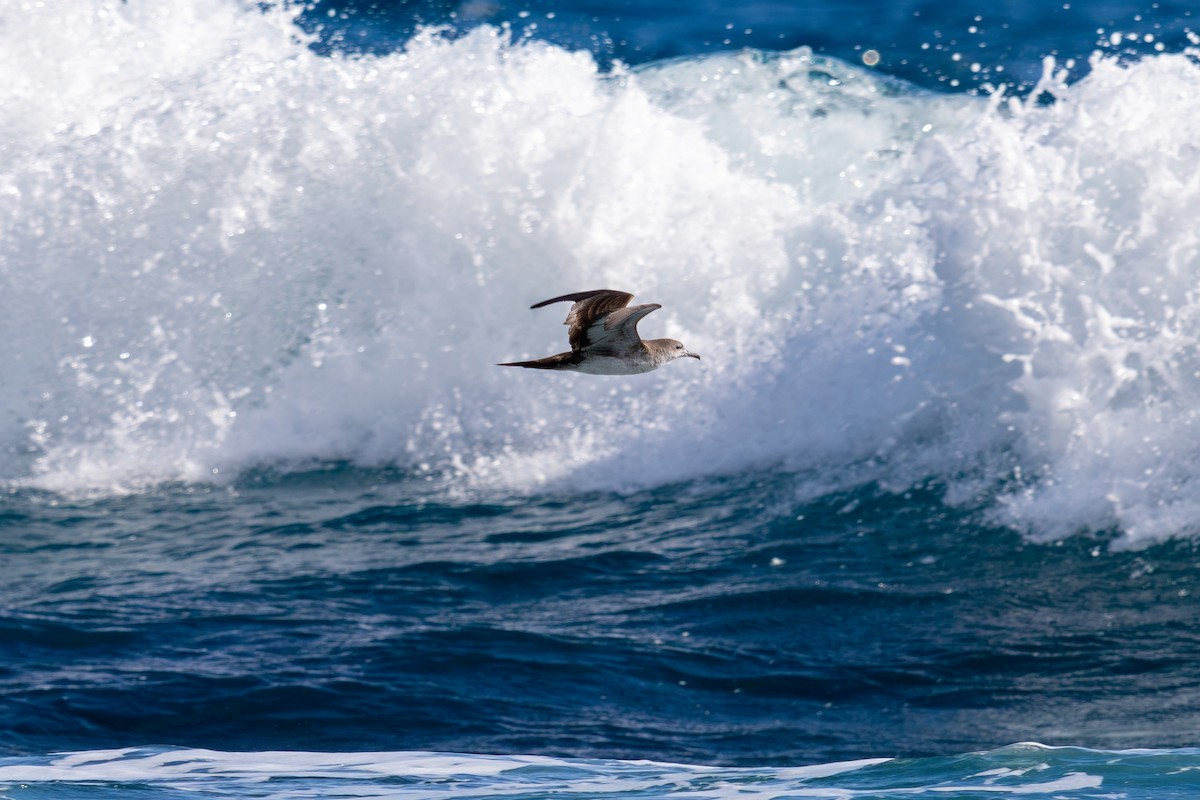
4;0;1200;797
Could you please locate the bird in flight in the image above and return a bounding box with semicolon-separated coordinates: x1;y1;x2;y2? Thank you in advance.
499;289;701;375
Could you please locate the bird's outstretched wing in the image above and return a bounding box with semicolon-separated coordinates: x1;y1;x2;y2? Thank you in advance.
531;289;648;352
582;303;661;356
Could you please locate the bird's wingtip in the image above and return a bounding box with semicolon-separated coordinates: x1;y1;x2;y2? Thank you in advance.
529;289;630;309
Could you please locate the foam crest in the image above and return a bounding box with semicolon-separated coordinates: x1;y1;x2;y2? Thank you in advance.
3;1;1200;545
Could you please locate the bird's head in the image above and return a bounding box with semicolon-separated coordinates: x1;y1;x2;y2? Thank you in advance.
658;339;701;364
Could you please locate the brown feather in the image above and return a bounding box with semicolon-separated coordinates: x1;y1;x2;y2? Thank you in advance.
497;351;583;370
528;289;640;350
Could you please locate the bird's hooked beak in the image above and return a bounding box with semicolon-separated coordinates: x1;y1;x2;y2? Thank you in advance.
685;350;701;360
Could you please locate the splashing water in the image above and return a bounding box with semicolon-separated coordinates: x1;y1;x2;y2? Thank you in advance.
3;1;1200;547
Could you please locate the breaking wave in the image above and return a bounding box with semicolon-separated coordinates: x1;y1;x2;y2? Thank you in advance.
4;0;1200;546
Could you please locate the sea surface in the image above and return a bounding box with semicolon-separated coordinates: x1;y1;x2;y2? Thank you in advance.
4;0;1200;797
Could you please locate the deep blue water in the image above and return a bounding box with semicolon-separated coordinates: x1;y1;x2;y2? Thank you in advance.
4;0;1200;797
6;471;1200;765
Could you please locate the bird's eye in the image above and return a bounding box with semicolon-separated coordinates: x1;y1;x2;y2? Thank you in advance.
675;344;682;349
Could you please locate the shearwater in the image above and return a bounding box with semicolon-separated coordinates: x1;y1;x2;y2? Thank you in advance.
499;289;701;375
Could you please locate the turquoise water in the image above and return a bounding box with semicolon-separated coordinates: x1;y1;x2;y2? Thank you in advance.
4;0;1200;797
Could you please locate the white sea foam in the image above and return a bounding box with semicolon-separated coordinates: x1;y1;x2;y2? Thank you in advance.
4;745;1194;797
3;1;1200;546
0;747;889;799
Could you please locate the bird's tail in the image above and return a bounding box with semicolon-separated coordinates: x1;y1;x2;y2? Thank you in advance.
497;351;581;370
